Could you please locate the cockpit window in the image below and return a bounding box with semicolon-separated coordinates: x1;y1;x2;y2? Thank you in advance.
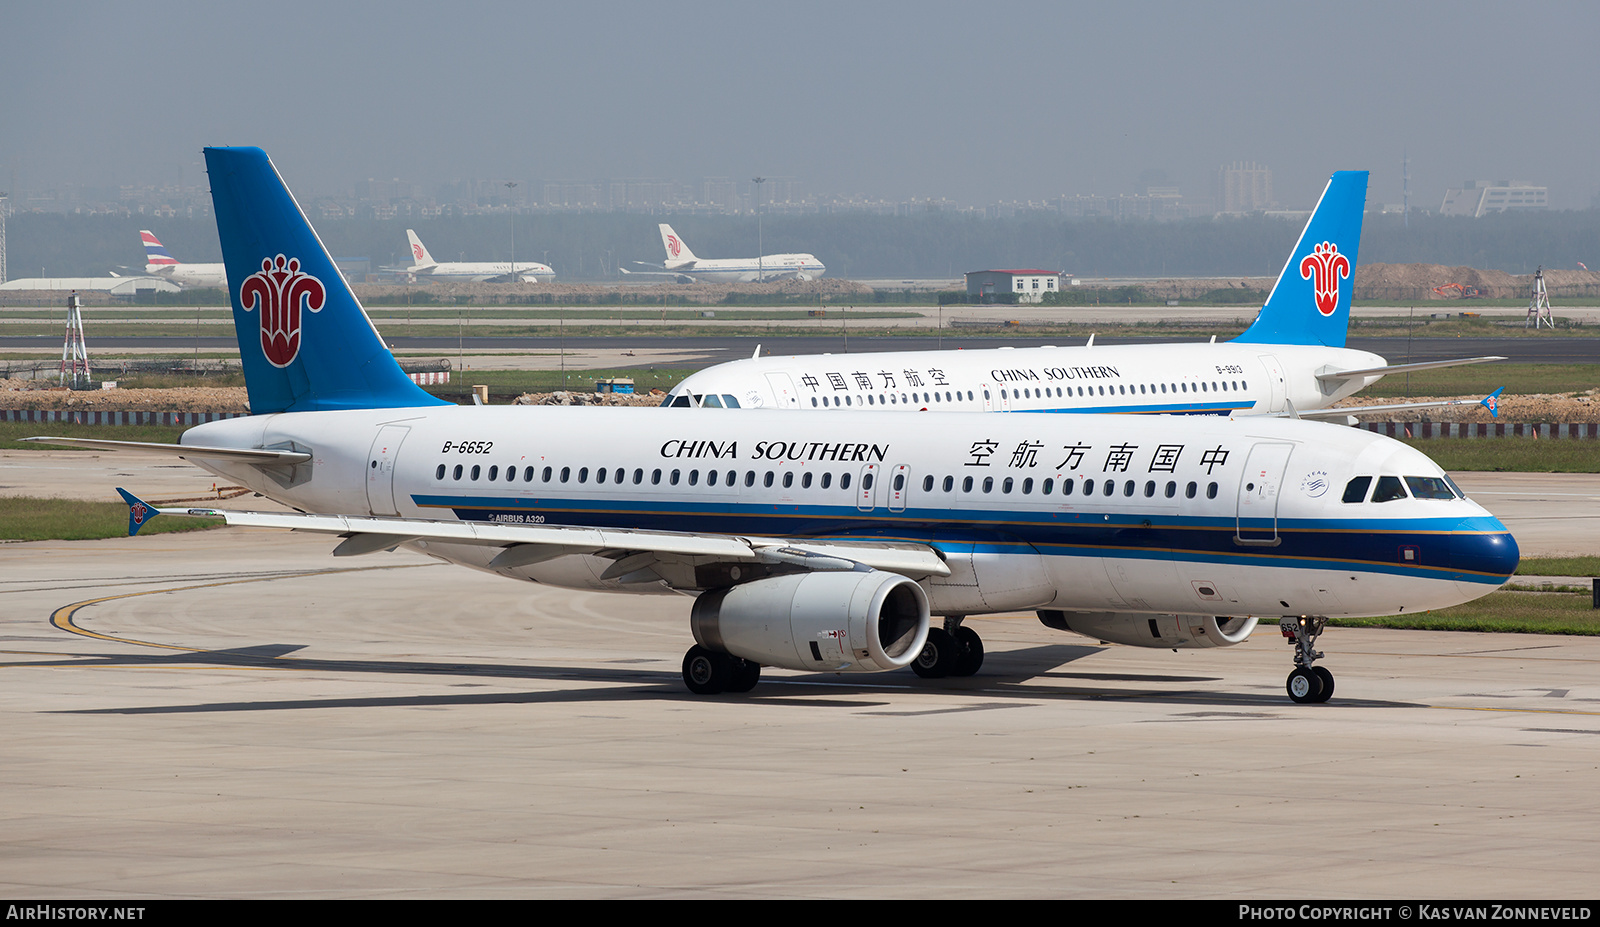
1370;475;1408;503
670;394;693;408
1341;476;1372;504
722;394;740;408
1443;474;1467;499
1405;476;1456;500
700;394;723;408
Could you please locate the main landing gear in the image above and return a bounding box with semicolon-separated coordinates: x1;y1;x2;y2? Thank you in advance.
911;617;984;679
682;645;761;695
1280;615;1334;704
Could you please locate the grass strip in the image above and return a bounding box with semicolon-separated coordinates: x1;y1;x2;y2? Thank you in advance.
0;496;221;541
1331;589;1600;635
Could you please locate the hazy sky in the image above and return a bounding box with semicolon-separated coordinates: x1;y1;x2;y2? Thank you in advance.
5;0;1598;208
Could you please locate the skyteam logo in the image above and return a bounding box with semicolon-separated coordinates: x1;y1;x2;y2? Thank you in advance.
666;234;682;259
1299;241;1350;317
240;254;327;368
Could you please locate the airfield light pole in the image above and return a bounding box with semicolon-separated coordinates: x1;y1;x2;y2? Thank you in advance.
0;190;8;284
505;181;518;283
752;177;765;282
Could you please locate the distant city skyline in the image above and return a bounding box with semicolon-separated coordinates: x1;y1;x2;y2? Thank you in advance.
5;1;1597;211
6;162;1561;223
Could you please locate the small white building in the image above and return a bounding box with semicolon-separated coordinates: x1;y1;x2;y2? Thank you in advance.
1440;181;1548;217
964;269;1062;304
0;276;181;294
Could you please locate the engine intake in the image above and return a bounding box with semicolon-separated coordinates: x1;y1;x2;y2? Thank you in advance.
1038;610;1258;649
692;571;929;672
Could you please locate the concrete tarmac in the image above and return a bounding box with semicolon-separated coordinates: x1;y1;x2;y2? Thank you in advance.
2;450;1599;897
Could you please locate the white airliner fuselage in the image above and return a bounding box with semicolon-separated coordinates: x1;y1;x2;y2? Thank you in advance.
664;170;1500;421
665;342;1386;417
180;406;1513;627
637;223;825;283
146;262;228;289
402;229;555;283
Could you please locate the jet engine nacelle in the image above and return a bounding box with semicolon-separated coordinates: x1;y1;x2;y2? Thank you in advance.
691;570;930;673
1038;610;1258;649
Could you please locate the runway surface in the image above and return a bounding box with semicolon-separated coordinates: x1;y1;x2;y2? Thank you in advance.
2;454;1598;897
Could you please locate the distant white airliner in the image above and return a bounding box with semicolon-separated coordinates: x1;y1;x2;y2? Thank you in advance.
402;230;555;283
140;230;228;289
624;223;825;283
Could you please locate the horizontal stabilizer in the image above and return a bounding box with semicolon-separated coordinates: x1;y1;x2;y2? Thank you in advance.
1315;356;1505;383
23;436;311;464
116;488;160;536
1296;388;1505;422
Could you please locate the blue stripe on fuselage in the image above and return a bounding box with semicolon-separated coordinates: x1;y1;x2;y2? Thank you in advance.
409;494;1512;584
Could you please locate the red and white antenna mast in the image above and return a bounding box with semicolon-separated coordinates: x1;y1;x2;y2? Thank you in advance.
58;292;91;387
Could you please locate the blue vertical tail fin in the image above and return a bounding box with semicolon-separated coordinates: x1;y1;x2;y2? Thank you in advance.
1232;170;1368;349
204;146;447;413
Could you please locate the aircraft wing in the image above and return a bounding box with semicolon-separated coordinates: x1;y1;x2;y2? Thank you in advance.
24;437;311;464
118;492;952;583
1315;356;1505;384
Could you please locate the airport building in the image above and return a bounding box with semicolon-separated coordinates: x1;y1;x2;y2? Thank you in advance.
964;269;1062;303
1439;180;1548;217
1214;161;1274;213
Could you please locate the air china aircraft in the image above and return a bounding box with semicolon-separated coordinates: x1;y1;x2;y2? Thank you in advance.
401;229;555;283
622;223;825;283
661;172;1500;423
34;148;1518;705
139;230;228;289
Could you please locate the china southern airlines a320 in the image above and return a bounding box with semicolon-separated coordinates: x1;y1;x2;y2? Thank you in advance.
31;148;1518;705
663;172;1501;423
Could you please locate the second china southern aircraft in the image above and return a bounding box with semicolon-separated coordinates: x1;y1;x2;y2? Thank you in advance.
35;148;1518;704
663;171;1500;422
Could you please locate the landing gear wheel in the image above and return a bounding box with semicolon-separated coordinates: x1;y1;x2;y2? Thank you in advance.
725;657;761;693
683;645;731;695
1286;667;1324;704
950;626;985;677
1311;665;1334;703
911;627;959;678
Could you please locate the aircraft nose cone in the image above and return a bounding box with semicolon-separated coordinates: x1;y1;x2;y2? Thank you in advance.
1450;520;1519;585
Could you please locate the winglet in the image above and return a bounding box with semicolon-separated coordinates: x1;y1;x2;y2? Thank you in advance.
1480;387;1504;419
116;488;160;536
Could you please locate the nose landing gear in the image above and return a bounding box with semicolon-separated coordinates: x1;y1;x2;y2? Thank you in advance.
1280;615;1333;703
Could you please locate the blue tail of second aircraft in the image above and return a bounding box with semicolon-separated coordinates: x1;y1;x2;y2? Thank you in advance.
1232;170;1368;349
204;146;447;414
